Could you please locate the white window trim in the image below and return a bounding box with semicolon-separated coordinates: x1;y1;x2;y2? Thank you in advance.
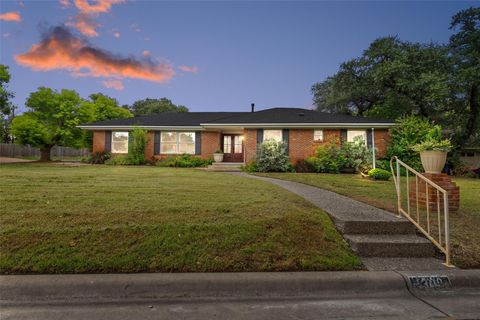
111;131;129;154
160;131;196;154
313;129;324;142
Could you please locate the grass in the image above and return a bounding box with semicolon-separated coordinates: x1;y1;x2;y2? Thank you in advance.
254;172;480;269
0;163;361;274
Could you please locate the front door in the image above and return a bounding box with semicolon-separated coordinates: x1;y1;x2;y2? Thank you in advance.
222;134;244;162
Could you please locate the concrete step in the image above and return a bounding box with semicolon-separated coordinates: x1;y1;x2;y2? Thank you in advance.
207;162;243;172
345;234;435;258
335;219;416;235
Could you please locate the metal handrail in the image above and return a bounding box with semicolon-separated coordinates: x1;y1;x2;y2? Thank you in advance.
390;156;453;267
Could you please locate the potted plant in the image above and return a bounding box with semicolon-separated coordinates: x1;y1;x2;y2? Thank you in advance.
213;149;224;162
412;126;452;174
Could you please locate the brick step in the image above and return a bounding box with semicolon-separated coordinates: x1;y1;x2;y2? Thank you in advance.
344;234;435;258
335;219;416;235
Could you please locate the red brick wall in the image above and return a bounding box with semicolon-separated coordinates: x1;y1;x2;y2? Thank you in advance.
201;131;221;158
289;129;343;164
244;129;257;163
92;131;105;153
374;129;390;158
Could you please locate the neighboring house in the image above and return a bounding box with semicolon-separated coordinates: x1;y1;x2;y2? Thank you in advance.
78;107;395;164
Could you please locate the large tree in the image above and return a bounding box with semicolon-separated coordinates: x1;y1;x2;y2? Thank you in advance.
449;7;480;146
312;37;452;120
11;88;94;161
0;64;15;143
312;7;480;147
129;98;188;116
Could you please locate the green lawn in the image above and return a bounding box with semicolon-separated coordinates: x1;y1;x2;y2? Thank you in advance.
255;172;480;269
0;164;361;274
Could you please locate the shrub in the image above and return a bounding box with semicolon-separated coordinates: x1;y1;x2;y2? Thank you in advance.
368;168;392;181
105;155;131;165
412;125;452;152
342;136;373;174
83;151;110;164
241;161;259;173
256;140;292;172
294;159;314;173
127;127;147;165
155;154;213;168
386;116;432;171
306;141;345;173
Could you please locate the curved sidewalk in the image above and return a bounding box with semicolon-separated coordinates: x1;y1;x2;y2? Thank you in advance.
233;173;448;271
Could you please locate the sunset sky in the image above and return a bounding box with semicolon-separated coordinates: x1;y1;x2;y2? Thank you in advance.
0;0;477;113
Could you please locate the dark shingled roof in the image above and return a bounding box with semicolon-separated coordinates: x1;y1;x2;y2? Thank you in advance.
203;108;394;124
79;108;394;127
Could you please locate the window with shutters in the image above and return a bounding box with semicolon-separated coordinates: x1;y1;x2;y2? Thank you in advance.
111;131;128;153
160;132;195;154
313;130;324;142
263;130;283;142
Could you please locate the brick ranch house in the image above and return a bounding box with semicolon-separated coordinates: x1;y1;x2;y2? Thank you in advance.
78;107;395;164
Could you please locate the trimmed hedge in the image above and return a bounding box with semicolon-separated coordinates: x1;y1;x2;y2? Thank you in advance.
368;168;392;181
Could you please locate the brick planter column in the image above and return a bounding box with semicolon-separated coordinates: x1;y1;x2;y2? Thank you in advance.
409;173;459;212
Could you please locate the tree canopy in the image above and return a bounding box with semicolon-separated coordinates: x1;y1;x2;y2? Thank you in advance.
128;98;188;116
11;88;131;161
312;7;480;148
0;64;15;142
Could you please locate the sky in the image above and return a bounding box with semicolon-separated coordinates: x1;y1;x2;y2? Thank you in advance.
0;0;478;113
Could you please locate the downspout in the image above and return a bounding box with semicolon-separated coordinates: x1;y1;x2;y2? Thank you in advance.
372;127;376;169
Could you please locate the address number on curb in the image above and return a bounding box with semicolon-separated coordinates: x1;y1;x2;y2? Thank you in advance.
408;276;451;290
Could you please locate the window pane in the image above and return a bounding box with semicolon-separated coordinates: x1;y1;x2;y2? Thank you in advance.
264;130;282;142
111;131;128;153
179;132;195;143
314;130;323;141
347;130;367;143
179;143;195;154
161;132;177;143
223;136;231;153
234;136;242;153
161;143;177;154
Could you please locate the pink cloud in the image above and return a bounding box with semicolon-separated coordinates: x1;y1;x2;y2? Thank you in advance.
142;50;150;57
0;12;22;22
178;65;199;73
102;79;124;90
15;26;175;83
67;14;100;37
114;31;120;38
59;0;70;8
74;0;124;14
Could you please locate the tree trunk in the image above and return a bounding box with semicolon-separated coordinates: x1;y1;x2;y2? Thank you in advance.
40;146;53;162
465;83;479;141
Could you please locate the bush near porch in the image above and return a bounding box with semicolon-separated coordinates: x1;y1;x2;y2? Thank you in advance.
254;172;480;269
0;164;361;274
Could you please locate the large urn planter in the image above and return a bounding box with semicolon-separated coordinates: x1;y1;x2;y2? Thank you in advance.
213;152;224;163
420;151;447;174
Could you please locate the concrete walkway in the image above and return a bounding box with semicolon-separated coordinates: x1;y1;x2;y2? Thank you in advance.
0;157;35;164
233;173;447;271
1;270;479;319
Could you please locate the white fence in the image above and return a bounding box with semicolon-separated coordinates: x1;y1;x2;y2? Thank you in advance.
0;144;90;159
390;156;453;267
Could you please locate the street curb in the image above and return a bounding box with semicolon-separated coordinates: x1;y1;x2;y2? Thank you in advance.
1;271;407;302
2;270;479;304
398;269;480;291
